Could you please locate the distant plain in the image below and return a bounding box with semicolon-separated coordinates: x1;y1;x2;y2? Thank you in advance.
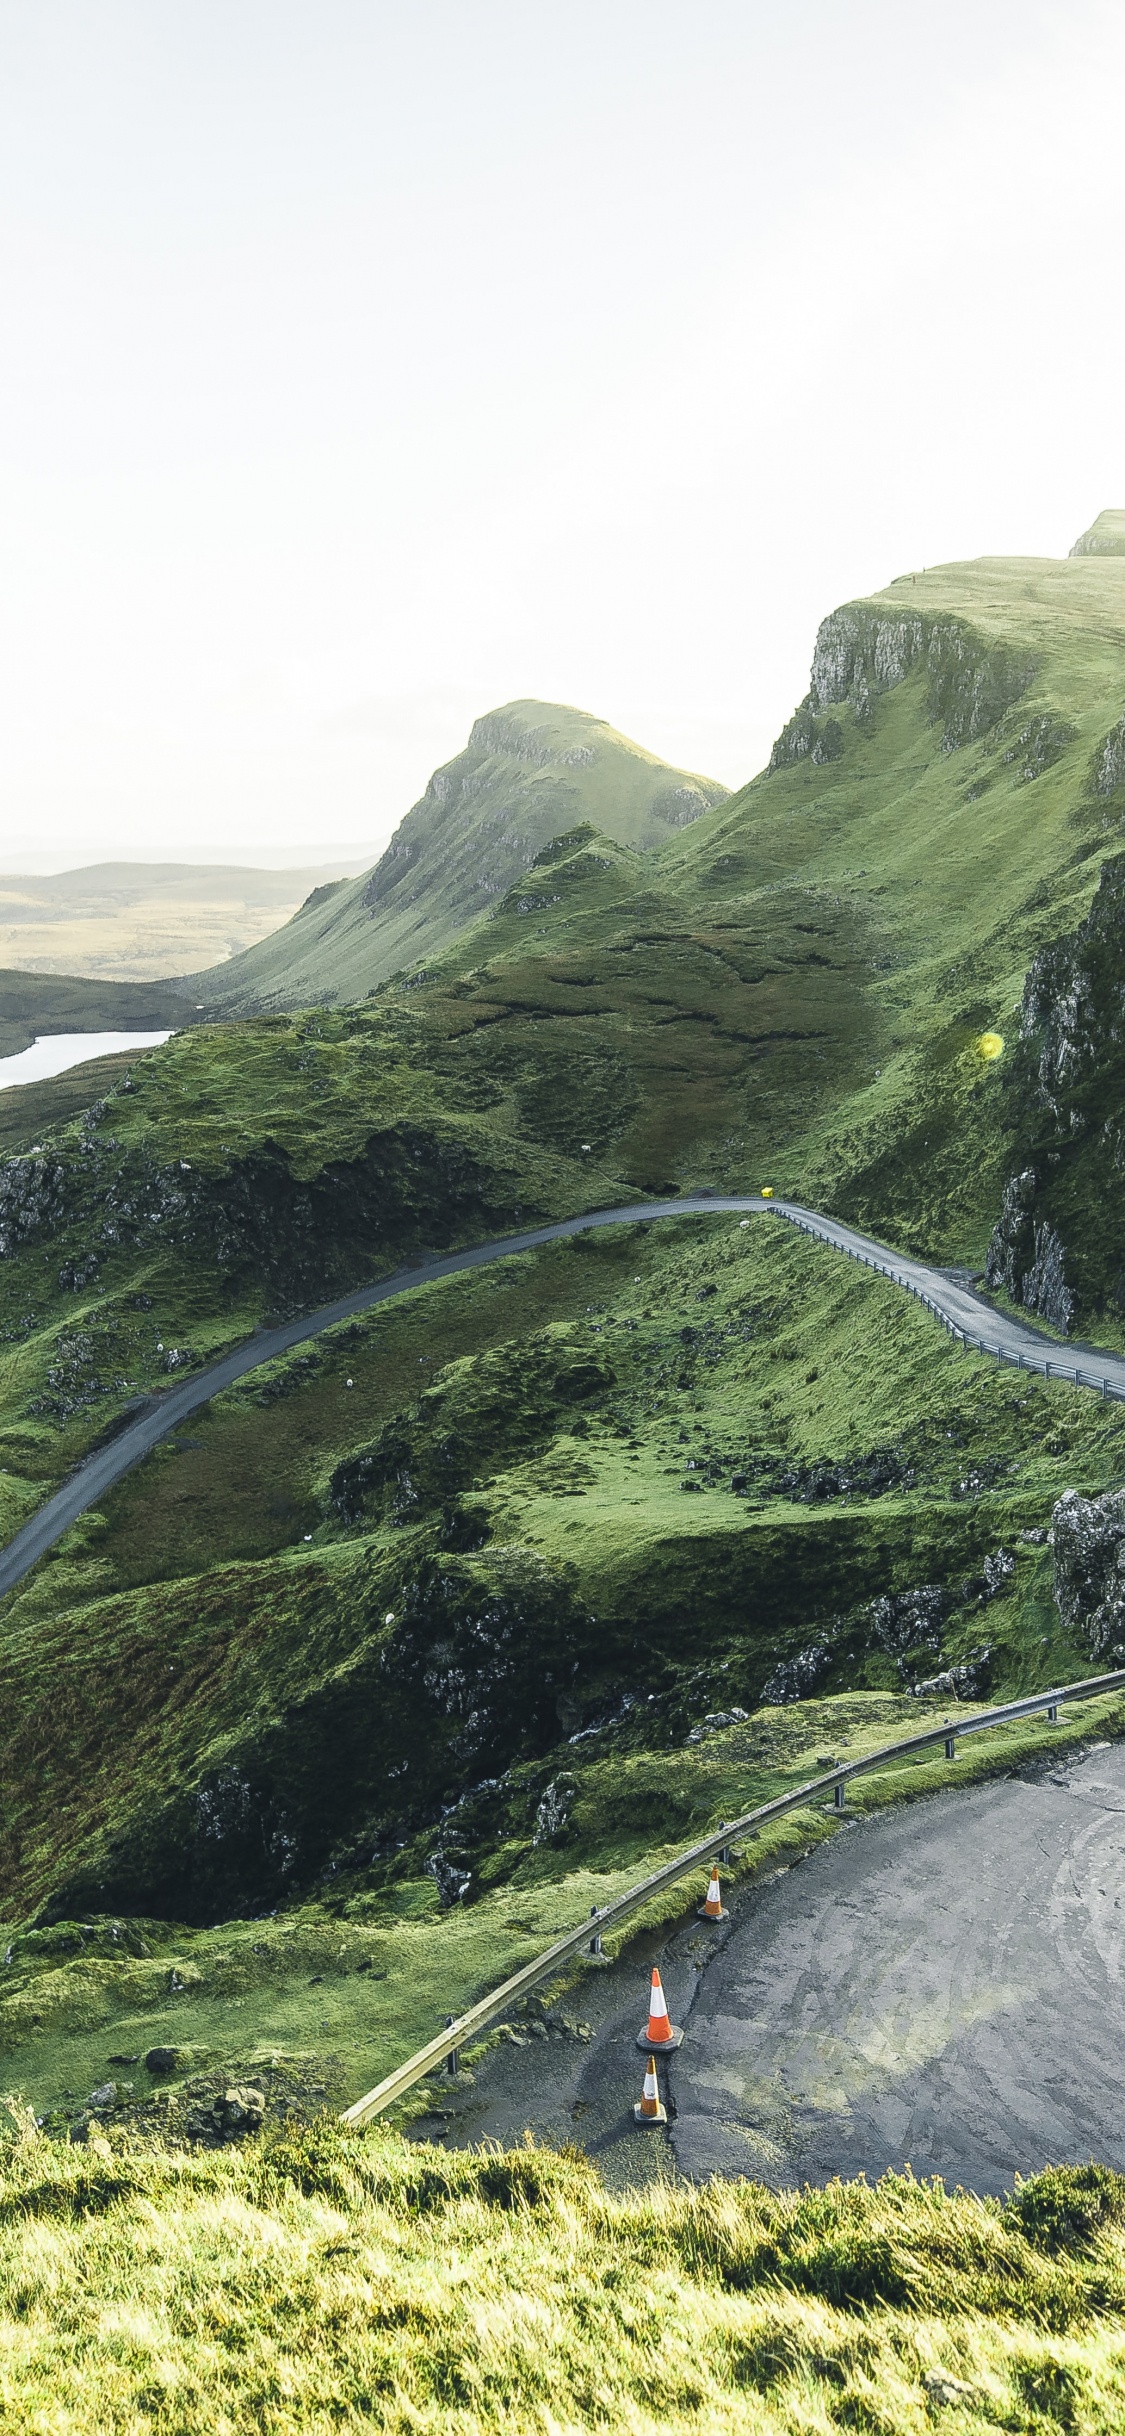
0;859;368;982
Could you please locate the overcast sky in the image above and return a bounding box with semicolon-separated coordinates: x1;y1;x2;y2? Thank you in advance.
3;0;1124;869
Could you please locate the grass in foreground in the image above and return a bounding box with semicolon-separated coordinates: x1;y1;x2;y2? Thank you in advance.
0;2114;1124;2432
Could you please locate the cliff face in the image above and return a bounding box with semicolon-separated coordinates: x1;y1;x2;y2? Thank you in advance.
768;601;1038;769
986;848;1125;1330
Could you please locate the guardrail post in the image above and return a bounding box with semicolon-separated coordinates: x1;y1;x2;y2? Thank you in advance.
834;1782;846;1810
588;1906;603;1956
944;1735;956;1760
444;2016;460;2077
1047;1702;1058;1723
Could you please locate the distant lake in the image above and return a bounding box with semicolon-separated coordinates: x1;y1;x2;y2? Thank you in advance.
0;1030;172;1092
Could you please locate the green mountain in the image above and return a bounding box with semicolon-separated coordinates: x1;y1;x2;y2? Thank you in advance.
186;699;729;1013
6;518;1125;2141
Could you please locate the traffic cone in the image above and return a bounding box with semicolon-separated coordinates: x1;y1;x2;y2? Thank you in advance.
633;2055;667;2125
637;1965;683;2051
698;1864;727;1922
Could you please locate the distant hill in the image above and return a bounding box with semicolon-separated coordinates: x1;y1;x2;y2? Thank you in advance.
186;700;729;1012
0;860;367;984
0;968;201;1062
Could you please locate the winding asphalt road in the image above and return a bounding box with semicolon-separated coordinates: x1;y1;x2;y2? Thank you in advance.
424;1739;1125;2197
2;1193;1122;1603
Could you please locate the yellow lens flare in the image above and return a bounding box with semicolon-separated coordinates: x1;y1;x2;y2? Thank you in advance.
975;1031;1004;1061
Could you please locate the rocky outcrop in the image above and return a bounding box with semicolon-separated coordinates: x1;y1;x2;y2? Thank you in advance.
0;1150;69;1258
1089;715;1125;799
760;1643;831;1703
870;1583;947;1658
768;707;843;771
986;851;1125;1328
985;1171;1075;1333
1002;713;1077;783
768;603;1039;773
1051;1486;1125;1662
810;604;1038;748
0;1118;527;1312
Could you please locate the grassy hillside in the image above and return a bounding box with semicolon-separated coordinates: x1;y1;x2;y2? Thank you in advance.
0;862;366;984
5;524;1125;2175
4;2121;1123;2435
187;700;729;1013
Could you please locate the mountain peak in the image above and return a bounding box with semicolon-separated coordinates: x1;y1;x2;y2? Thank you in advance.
1069;509;1125;558
189;699;728;1012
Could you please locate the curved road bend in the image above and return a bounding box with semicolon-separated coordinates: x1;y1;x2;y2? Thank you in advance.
421;1741;1125;2196
1;1194;1121;1603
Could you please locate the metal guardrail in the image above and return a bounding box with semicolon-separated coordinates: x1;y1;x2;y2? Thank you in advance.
778;1209;1125;1401
340;1664;1125;2126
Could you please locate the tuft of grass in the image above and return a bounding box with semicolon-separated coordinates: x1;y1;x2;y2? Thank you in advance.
0;2121;1124;2430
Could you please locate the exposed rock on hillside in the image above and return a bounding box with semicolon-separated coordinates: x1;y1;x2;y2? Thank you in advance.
769;603;1041;773
814;605;1037;748
986;852;1125;1328
1052;1485;1125;1660
985;1171;1074;1334
0;1121;527;1310
1090;714;1125;799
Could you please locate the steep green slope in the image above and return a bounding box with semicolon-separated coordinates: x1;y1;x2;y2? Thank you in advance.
188;700;728;1013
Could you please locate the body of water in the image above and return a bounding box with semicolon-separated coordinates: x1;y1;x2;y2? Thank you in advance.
0;1030;172;1092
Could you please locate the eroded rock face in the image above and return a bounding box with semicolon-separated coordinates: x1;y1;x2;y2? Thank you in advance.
985;851;1125;1330
0;1118;522;1310
1051;1486;1125;1662
870;1584;947;1658
768;602;1038;773
760;1643;831;1704
0;1150;68;1257
810;605;1037;748
985;1172;1075;1333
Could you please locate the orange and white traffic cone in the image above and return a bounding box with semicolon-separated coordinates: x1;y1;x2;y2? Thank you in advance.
633;2054;667;2125
637;1965;683;2051
698;1864;727;1922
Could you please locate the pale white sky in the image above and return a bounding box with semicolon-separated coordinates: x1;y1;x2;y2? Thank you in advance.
3;0;1124;869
